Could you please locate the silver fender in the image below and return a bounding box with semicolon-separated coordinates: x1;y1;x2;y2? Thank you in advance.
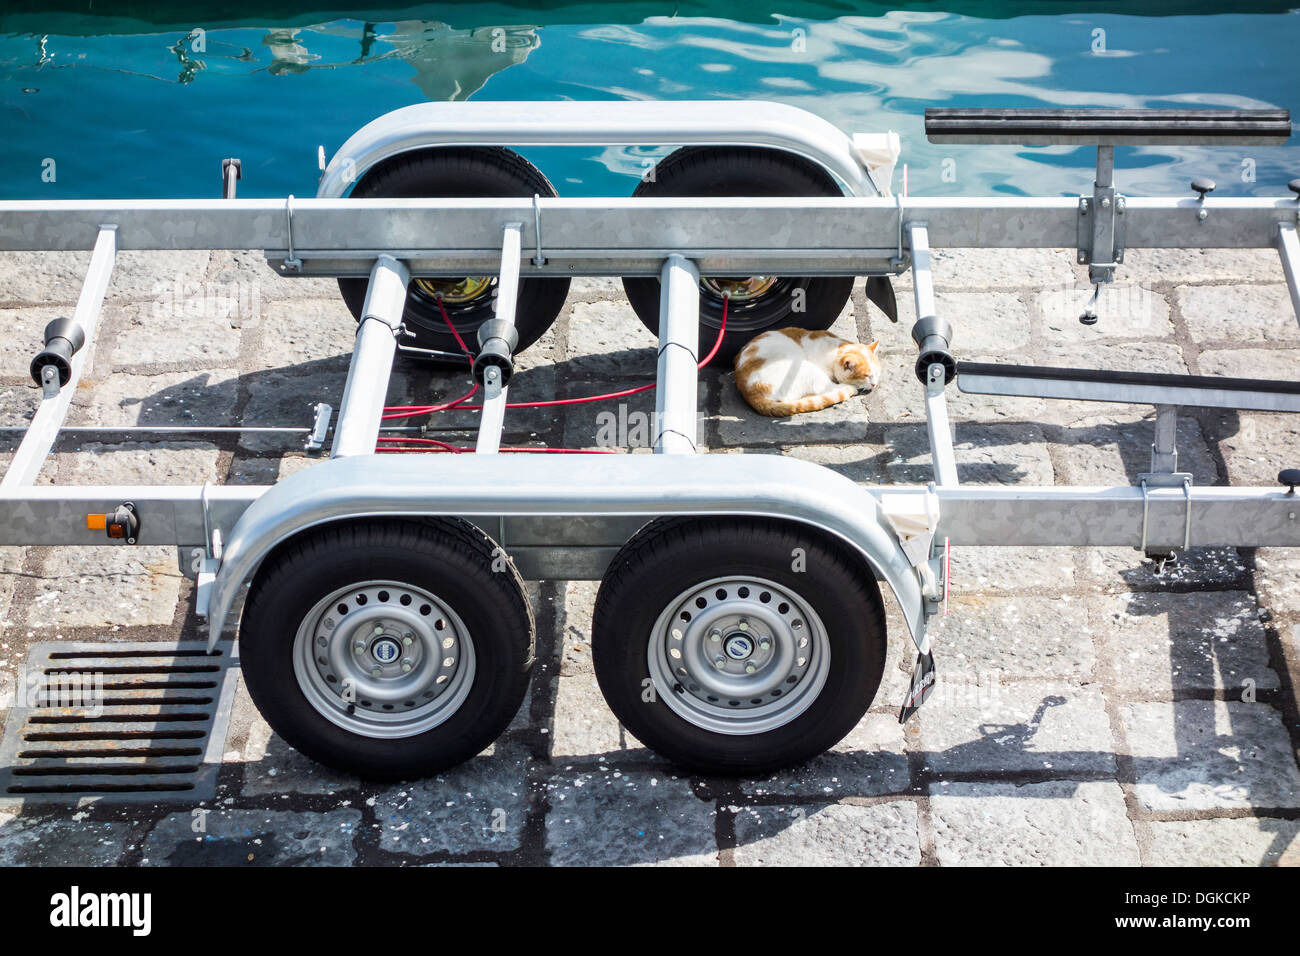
206;454;925;653
317;100;883;199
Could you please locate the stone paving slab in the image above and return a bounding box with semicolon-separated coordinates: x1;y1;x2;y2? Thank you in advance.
373;750;532;857
1095;590;1278;695
1122;700;1300;812
929;780;1140;866
0;811;138;866
732;801;921;866
0;246;1297;867
917;680;1117;776
926;594;1097;682
140;808;362;866
1141;817;1300;866
544;770;719;866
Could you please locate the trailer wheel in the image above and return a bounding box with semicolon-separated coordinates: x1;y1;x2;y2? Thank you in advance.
338;147;570;363
621;147;856;365
592;517;886;774
239;519;534;780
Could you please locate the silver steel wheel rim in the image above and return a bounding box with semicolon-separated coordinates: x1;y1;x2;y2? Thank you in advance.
292;580;476;739
647;575;830;735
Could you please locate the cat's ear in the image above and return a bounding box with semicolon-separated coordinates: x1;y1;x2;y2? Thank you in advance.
867;339;880;353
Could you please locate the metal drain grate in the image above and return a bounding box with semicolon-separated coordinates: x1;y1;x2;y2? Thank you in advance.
0;641;238;804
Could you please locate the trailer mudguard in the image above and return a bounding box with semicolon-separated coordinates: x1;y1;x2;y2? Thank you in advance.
316;100;892;199
205;453;927;653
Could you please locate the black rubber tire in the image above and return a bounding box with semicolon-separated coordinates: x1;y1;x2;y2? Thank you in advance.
338;147;569;363
591;517;886;775
621;147;856;365
239;518;534;780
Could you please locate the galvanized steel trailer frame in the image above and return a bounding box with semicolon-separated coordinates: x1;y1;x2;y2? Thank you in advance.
0;101;1298;701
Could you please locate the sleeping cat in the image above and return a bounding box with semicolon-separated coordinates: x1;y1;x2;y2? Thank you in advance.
734;328;881;417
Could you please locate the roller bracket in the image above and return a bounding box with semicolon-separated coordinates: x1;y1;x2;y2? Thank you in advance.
472;319;520;387
30;317;85;389
911;315;956;385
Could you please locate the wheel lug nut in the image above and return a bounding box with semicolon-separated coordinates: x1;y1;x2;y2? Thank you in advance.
353;641;366;654
759;639;771;650
401;659;413;673
370;667;382;678
745;662;757;674
737;619;749;631
709;629;722;643
714;658;727;670
402;634;414;646
372;623;385;635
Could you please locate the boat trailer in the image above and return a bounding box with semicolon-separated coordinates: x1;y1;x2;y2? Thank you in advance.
0;101;1297;778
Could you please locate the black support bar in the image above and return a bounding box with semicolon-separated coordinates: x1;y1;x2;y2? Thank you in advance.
925;108;1292;146
957;361;1300;413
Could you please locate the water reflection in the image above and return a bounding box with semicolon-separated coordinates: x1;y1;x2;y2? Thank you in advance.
0;5;1294;198
138;20;542;94
386;22;538;101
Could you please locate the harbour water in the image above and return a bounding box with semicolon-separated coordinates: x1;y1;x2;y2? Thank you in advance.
1;2;1296;199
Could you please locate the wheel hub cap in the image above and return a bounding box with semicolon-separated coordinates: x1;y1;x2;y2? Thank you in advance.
370;636;401;664
723;634;754;660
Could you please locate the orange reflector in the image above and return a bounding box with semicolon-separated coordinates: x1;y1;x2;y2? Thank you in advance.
86;514;106;530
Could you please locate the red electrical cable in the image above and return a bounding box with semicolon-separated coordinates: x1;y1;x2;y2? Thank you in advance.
381;382;478;421
376;437;617;455
433;295;474;357
382;296;479;422
377;292;728;454
458;293;729;411
376;436;462;453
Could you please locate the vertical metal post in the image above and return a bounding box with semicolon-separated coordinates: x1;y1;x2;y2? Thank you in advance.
906;222;958;487
3;225;117;488
1088;145;1118;286
476;222;523;455
1278;223;1300;326
221;158;241;200
654;254;700;454
1150;404;1179;474
1094;144;1115;190
331;254;409;458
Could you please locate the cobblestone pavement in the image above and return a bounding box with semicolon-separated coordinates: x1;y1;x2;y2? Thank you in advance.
0;246;1298;866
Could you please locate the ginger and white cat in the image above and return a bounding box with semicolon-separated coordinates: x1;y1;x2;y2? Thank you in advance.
734;328;881;417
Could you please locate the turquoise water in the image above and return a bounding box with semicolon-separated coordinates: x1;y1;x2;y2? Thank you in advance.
1;2;1297;200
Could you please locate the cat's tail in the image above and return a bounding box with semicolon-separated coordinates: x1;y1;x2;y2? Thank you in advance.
747;385;857;418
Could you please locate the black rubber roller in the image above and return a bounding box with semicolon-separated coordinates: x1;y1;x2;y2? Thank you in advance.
472;318;520;387
30;317;85;388
911;315;957;385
